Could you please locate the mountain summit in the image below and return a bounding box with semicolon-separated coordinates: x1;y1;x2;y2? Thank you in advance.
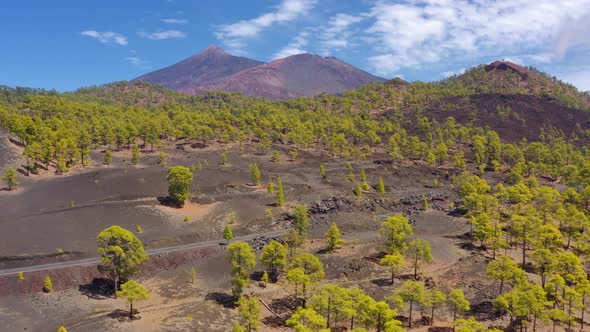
133;47;386;99
133;46;263;91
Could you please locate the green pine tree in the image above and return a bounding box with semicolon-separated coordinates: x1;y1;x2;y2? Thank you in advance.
224;224;233;244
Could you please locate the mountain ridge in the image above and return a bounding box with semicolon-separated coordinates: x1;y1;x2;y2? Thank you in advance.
133;46;386;99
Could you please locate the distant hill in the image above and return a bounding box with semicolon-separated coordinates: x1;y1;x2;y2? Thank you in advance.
446;61;590;110
133;47;386;99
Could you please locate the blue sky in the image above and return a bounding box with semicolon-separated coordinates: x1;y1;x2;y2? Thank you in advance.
2;0;590;92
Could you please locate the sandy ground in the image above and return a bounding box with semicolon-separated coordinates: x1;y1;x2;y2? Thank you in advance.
1;135;562;332
0;210;476;332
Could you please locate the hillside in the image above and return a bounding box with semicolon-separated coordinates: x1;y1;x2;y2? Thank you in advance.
3;60;589;147
447;61;590;110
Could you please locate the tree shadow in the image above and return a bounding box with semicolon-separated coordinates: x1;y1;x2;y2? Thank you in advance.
398;273;418;281
427;327;453;332
448;208;466;217
157;196;183;208
315;248;330;255
470;301;501;320
9;138;25;147
364;251;386;264
522;262;535;274
79;278;114;300
444;231;472;240
107;309;140;321
262;315;287;328
458;242;479;251
268;295;304;316
370;278;393;287
250;271;264;282
205;292;238;308
191;142;208;149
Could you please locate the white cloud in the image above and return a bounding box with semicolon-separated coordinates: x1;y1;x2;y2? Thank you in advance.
81;30;127;46
559;66;590;92
556;13;590;57
272;47;308;59
442;68;466;78
272;31;309;59
139;30;186;40
216;0;317;52
364;0;590;77
126;55;151;70
161;18;188;24
318;13;364;52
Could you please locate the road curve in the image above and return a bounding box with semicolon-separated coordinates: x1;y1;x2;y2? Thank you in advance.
0;230;286;277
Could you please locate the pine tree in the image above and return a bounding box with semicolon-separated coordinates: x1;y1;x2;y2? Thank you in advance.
227;242;256;298
271;150;281;162
276;177;284;207
224;224;233;244
116;279;149;319
232;322;244;332
360;169;367;182
380;252;404;285
131;145;139;165
407;239;433;279
249;163;261;186
422;288;446;326
2;167;18;190
293;205;310;237
380;214;413;254
320;164;326;179
260;240;287;279
103;150;112;165
158;152;166;166
354;182;362;197
189;266;197;285
238;296;261;332
396;280;425;328
325;223;344;252
449;289;470;322
377;177;385;193
43;275;53;293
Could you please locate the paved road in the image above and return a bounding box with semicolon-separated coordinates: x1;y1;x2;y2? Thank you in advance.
0;230;286;277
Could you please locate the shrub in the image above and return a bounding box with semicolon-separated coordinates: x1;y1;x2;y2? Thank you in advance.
43;276;53;293
354;182;362;197
271;150;281;162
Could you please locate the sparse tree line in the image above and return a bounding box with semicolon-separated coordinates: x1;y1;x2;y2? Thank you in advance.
2;80;590;192
454;166;590;331
225;206;503;332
